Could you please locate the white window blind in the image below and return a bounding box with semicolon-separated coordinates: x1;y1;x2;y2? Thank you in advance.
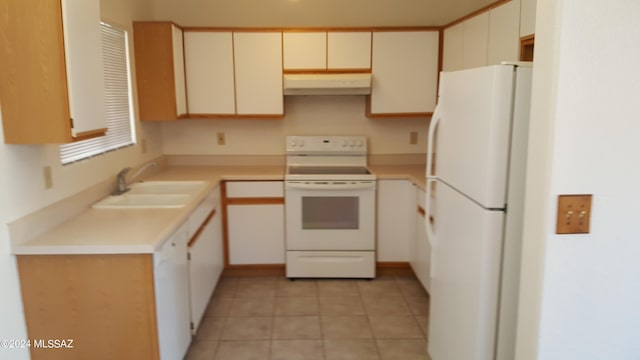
60;22;135;165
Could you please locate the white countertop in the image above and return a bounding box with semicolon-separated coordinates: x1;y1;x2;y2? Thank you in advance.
15;207;189;255
12;164;424;256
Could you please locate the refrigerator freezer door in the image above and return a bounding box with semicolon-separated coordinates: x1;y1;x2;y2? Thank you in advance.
436;65;515;209
428;182;504;360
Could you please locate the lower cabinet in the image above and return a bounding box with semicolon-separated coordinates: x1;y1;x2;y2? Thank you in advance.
17;254;162;360
411;188;432;293
227;204;285;264
16;187;224;360
224;181;285;265
376;180;417;262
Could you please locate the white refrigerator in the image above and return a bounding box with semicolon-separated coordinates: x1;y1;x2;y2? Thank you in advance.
425;63;532;360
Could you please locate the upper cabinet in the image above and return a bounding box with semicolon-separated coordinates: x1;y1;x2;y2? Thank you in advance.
233;32;284;116
488;0;520;66
283;32;326;71
0;0;107;144
135;26;440;119
442;23;464;71
166;30;283;118
520;0;537;37
283;31;372;71
443;12;491;71
443;0;533;72
369;30;439;116
462;13;490;69
133;22;188;121
327;32;372;70
183;31;235;115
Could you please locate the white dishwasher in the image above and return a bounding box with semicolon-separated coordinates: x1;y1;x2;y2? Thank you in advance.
154;223;191;360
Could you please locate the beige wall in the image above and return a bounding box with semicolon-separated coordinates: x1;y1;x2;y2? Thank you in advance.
162;97;429;156
517;0;640;358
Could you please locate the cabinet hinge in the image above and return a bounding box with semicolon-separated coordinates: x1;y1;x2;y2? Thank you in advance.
69;117;75;129
187;252;191;261
190;321;194;330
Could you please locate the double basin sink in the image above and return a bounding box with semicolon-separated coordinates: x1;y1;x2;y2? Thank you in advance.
92;181;208;209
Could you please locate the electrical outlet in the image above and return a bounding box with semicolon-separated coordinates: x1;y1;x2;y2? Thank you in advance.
217;132;226;145
43;166;53;189
556;194;592;234
410;131;418;145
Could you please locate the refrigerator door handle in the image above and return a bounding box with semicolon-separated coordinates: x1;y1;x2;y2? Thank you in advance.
426;103;442;180
425;177;437;279
425;103;441;279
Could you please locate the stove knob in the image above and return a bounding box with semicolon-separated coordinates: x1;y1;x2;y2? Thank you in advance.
356;140;364;147
290;140;297;147
342;140;348;147
299;139;305;147
349;140;356;147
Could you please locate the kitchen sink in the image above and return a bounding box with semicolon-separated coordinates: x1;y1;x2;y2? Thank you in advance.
92;194;193;209
92;180;209;209
128;181;208;195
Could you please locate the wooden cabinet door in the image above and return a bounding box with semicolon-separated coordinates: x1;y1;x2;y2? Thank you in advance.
184;31;235;115
327;32;372;70
283;32;326;70
370;31;439;115
233;32;283;115
133;22;187;121
1;0;106;143
17;254;160;360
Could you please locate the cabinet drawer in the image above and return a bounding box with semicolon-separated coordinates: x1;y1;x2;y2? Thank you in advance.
226;181;283;198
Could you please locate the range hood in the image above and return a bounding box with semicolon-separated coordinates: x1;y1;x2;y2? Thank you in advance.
283;73;372;95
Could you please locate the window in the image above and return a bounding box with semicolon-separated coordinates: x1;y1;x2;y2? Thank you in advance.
60;22;136;164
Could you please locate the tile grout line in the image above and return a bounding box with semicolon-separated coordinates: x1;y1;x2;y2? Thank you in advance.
192;275;431;359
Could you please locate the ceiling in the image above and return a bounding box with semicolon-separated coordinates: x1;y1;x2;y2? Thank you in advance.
150;0;501;28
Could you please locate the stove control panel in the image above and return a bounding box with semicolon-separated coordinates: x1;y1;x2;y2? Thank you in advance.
286;136;367;154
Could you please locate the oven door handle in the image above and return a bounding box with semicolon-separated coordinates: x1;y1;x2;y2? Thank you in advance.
285;181;376;191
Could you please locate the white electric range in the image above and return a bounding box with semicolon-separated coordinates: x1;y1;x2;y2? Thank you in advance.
284;136;376;279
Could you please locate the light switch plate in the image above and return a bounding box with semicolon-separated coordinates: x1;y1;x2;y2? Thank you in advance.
556;194;592;234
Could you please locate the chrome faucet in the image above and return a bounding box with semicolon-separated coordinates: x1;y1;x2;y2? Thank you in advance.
113;167;131;195
112;161;158;195
130;161;158;182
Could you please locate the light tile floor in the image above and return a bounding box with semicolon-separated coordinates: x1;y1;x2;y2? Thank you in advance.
185;275;431;360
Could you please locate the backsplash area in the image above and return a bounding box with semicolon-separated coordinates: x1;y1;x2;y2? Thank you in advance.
161;96;430;156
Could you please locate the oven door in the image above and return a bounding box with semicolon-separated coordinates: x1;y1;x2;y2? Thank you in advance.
285;180;376;251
